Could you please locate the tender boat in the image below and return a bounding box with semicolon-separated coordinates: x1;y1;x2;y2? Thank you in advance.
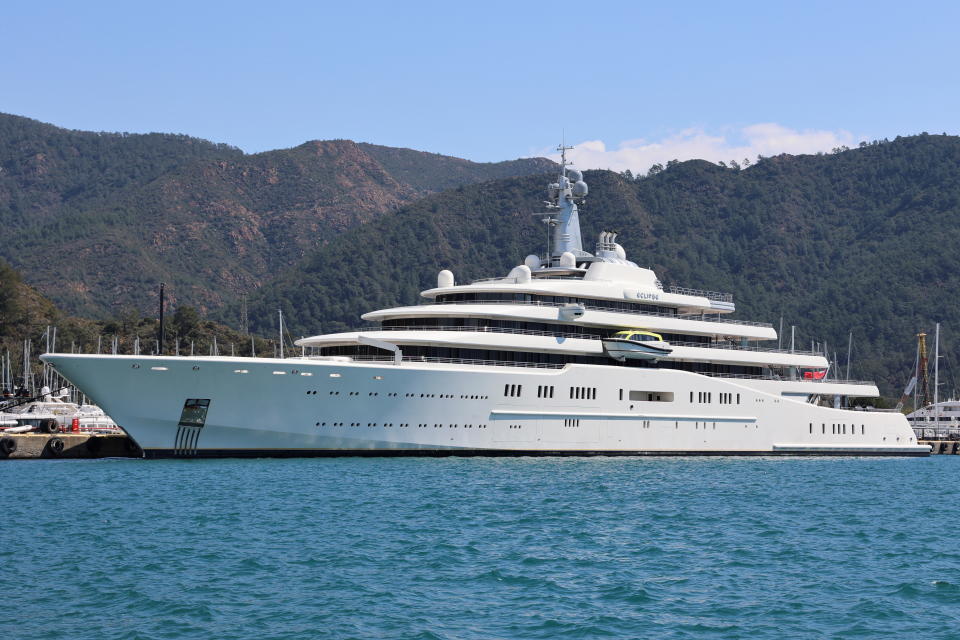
603;330;672;361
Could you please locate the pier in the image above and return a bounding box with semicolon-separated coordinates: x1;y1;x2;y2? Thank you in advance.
0;434;140;459
920;440;960;455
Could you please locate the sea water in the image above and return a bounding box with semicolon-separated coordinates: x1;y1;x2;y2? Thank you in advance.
1;456;958;639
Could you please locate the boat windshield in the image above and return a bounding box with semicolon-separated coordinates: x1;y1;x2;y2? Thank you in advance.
613;331;663;342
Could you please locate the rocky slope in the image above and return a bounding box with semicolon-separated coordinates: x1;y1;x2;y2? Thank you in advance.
0;113;555;317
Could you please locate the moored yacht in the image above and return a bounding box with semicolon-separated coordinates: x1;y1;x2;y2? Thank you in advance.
42;146;927;457
906;401;960;439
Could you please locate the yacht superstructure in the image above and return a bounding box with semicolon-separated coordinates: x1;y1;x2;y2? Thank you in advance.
907;401;960;439
42;146;927;457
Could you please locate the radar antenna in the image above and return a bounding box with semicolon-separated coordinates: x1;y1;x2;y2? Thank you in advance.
557;143;574;179
530;140;592;267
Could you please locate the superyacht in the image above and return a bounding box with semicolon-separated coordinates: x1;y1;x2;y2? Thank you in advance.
42;146;927;457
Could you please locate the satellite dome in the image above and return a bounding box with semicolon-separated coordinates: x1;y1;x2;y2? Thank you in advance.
559;251;576;268
572;180;588;197
613;243;626;260
508;264;532;283
437;270;454;288
524;254;542;269
567;169;583;183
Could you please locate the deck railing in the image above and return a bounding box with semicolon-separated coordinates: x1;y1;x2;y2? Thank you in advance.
348;325;814;355
309;353;874;385
421;298;772;328
667;286;734;303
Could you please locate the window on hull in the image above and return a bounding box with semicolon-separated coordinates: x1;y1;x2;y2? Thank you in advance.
629;391;674;402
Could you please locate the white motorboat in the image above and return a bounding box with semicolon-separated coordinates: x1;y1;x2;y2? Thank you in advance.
602;330;672;361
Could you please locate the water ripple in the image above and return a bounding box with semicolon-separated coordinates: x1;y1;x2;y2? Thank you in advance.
1;456;958;639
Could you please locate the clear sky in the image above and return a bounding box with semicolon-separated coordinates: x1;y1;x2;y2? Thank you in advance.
4;0;959;171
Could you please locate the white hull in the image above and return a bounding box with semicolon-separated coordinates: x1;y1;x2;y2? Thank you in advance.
43;354;928;457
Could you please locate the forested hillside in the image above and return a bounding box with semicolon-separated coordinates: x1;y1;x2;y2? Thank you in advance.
234;134;960;396
0;114;555;317
0;259;280;387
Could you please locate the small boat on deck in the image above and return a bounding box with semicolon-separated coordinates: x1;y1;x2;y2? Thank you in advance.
602;330;673;361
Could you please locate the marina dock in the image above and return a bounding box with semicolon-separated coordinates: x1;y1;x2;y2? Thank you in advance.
0;433;140;459
920;440;960;455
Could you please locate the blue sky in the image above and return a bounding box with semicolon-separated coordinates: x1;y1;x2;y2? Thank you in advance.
4;1;959;170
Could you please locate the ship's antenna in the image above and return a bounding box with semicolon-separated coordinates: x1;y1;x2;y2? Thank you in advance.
557;142;574;179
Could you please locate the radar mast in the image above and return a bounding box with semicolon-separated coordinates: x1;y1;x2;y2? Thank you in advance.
542;142;590;265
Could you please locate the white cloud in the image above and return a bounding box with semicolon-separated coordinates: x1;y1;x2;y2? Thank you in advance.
538;124;861;173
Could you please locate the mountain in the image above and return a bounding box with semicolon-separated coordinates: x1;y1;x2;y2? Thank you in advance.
235;134;960;396
0;113;555;318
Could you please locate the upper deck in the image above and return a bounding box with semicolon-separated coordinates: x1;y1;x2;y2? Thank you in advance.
422;259;735;315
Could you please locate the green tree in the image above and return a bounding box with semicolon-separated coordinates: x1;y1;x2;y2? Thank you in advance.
172;306;201;338
0;259;22;335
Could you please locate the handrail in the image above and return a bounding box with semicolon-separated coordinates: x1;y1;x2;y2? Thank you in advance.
470;277;522;284
314;355;565;369
698;372;876;385
667;286;734;303
418;298;773;328
470;275;587;284
463;282;734;302
345;325;817;355
304;353;874;384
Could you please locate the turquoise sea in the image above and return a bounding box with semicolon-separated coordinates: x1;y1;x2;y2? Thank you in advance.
2;456;958;639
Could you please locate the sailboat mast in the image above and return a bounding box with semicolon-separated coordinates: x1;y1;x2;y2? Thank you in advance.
934;323;940;429
917;332;930;408
845;331;853;381
278;308;284;360
158;282;165;355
